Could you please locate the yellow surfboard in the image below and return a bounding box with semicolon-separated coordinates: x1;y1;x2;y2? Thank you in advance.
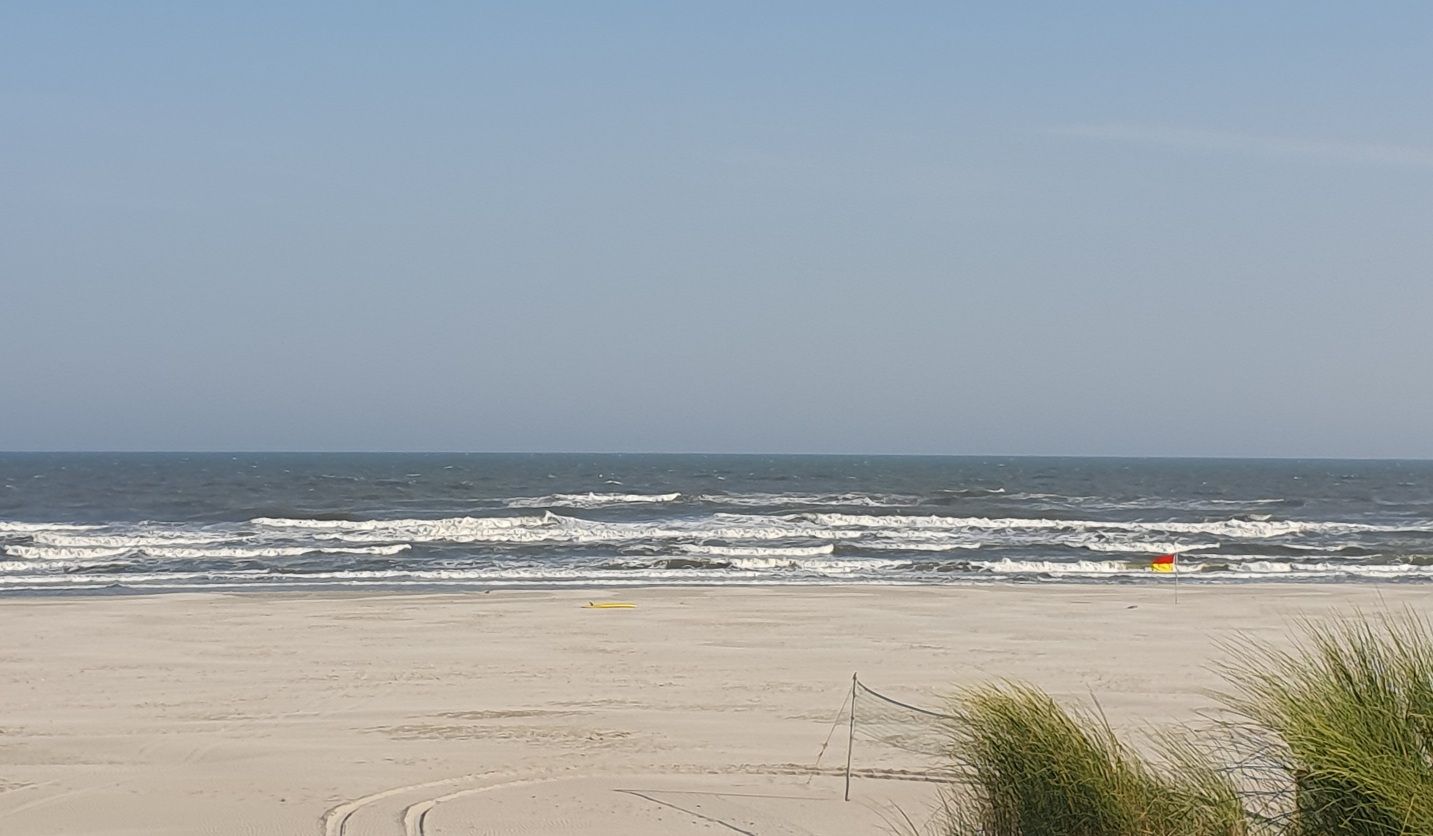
583;601;636;609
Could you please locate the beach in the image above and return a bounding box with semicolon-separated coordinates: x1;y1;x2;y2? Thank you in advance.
2;583;1428;835
6;0;1429;829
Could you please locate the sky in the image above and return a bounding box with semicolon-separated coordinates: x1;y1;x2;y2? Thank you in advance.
3;3;1431;457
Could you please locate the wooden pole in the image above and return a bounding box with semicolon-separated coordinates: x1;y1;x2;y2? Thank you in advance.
844;672;856;801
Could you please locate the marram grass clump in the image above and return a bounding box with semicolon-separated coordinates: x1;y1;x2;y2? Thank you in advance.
920;612;1433;835
936;683;1246;836
1217;611;1433;835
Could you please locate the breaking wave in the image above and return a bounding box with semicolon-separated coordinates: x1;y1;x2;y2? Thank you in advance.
698;492;918;508
4;544;411;560
252;515;549;531
4;495;1432;590
254;513;857;545
676;543;835;557
31;531;238;548
503;492;682;509
797;513;1433;539
4;557;1433;590
858;540;983;552
0;521;101;532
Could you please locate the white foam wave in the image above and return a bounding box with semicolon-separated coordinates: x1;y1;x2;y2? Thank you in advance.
4;544;410;560
261;513;858;546
31;531;238;548
934;559;1433;578
976;559;1138;575
254;515;552;542
607;555;905;573
1229;561;1433;576
677;544;835;557
503;492;682;509
65;515;1218;556
238;511;1430;550
0;561;899;586
698;493;917;508
800;513;1428;539
5;546;130;560
4;557;1433;588
0;559;113;573
0;521;102;532
860;541;983;552
1230;561;1296;573
1075;540;1197;554
853;526;1137;552
253;515;550;530
722;556;906;573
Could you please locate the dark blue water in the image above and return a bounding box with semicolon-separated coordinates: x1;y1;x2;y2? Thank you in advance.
2;454;1431;592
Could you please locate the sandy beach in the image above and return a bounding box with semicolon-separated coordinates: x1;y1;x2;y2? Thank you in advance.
2;584;1429;835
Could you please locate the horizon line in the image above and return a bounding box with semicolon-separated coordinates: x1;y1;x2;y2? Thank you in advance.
1;450;1430;463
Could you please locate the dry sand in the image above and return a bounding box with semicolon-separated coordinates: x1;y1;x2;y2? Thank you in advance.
1;583;1429;835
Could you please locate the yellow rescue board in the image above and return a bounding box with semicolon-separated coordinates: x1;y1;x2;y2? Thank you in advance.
583;601;636;609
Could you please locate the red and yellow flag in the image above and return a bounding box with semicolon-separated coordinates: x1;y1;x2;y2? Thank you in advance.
1150;554;1177;573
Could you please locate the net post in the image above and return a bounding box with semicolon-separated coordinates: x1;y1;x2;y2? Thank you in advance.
844;672;856;802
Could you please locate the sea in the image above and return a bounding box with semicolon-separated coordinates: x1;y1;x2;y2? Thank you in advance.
1;453;1431;594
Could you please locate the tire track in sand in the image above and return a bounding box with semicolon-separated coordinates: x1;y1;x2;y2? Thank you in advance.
325;764;952;836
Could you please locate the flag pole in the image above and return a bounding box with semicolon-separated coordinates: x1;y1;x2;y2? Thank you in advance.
1151;554;1178;600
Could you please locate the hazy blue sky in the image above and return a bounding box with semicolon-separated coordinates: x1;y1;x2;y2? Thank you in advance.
3;3;1430;456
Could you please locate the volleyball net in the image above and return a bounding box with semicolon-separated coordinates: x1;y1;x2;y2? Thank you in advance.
819;673;1297;828
811;674;956;801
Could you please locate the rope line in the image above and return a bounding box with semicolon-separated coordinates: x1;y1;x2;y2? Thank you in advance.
808;682;853;784
854;678;957;720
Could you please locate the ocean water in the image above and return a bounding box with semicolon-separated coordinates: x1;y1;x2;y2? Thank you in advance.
1;453;1431;593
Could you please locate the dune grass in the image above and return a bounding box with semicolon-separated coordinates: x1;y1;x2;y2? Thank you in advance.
1216;611;1433;835
923;611;1433;835
936;683;1246;836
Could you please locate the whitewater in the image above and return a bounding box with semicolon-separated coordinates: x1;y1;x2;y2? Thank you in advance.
1;453;1430;592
